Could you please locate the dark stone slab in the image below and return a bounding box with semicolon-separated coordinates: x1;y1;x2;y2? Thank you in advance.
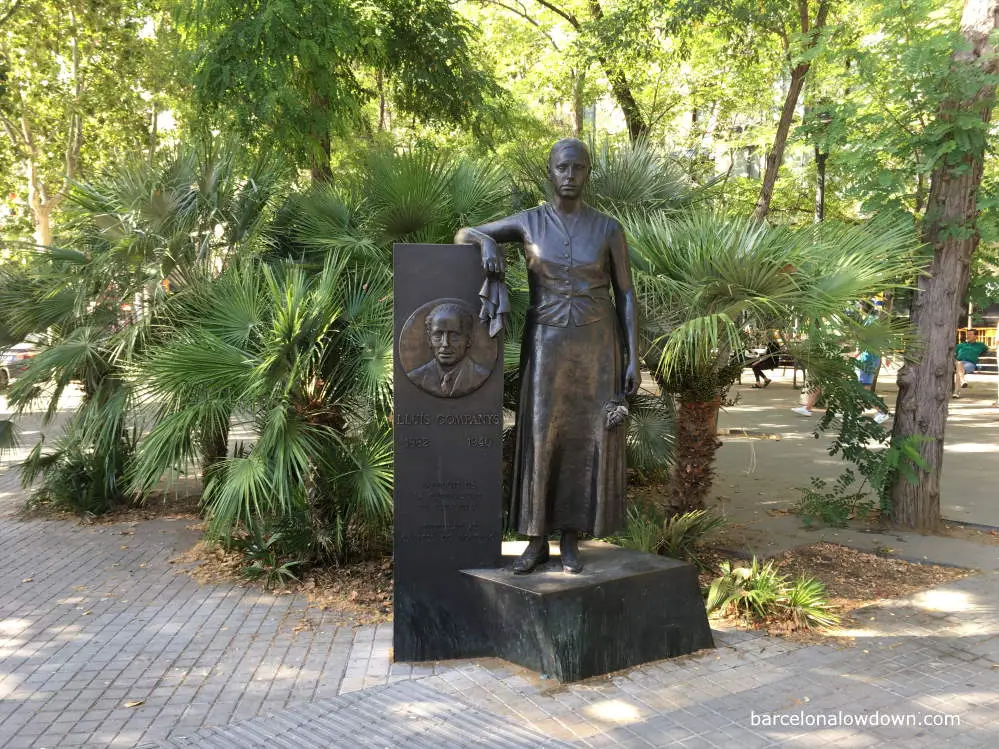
463;541;714;682
393;243;504;662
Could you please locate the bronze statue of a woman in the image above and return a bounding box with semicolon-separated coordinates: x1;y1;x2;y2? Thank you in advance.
455;138;639;574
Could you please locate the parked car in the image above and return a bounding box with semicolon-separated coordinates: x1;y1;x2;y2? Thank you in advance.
0;342;39;389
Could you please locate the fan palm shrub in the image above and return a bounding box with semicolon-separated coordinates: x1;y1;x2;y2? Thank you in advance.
0;139;286;513
128;147;511;560
129;253;394;562
628;210;921;513
268;148;512;268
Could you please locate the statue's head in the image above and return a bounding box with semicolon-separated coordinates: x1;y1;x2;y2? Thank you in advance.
425;302;473;367
547;138;591;200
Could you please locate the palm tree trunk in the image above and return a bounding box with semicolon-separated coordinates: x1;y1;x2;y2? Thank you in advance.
668;398;720;513
199;419;229;478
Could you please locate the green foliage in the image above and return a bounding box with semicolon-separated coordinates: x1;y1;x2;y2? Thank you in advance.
131;255;395;562
795;471;876;529
617;506;725;569
179;0;502;170
1;139;285;516
0;419;17;452
796;336;931;518
20;430;136;516
0;0;177;241
234;529;304;589
625;393;675;479
705;557;840;631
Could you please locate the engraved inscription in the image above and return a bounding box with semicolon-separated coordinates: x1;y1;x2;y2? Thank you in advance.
398;298;498;399
395;412;500;427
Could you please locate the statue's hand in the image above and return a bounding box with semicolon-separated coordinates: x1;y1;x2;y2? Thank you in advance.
624;360;639;397
481;237;505;276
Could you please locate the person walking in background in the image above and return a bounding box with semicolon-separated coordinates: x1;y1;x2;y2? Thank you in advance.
792;384;821;417
855;349;890;424
954;329;989;396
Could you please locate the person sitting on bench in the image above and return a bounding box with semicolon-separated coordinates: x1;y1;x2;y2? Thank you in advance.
750;336;781;388
954;330;990;397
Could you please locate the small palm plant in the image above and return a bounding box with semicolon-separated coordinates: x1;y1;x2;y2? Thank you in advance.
628;210;921;513
705;557;840;631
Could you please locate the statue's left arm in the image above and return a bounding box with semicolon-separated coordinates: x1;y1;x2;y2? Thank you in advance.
609;224;640;397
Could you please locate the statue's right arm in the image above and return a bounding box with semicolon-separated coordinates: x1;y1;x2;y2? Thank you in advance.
455;215;524;276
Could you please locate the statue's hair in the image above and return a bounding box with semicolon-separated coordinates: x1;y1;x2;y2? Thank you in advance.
548;138;591;166
425;302;473;339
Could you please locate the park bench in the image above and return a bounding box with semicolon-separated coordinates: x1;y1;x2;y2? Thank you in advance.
975;352;997;375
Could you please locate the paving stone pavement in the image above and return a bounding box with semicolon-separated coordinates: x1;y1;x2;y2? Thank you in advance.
2;431;999;745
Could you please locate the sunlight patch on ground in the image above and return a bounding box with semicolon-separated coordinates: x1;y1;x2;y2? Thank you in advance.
910;588;979;613
583;699;644;724
945;443;999;454
0;617;31;636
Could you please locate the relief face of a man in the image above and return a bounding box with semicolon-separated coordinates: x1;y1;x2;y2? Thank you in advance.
406;302;490;398
427;306;470;367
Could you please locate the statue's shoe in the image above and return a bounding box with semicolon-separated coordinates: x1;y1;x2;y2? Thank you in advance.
560;541;583;574
512;541;550;574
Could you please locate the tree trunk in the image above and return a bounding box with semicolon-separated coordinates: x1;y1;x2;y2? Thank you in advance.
668;399;721;513
377;71;386;132
199;418;230;479
814;147;827;222
583;0;648;141
752;0;830;222
753;65;808;222
890;0;999;531
604;67;648;142
308;92;333;184
572;69;585;136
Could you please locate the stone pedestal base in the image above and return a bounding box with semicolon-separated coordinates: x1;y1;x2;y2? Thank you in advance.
461;541;714;682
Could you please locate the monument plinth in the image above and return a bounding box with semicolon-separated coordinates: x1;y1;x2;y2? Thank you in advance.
464;541;714;682
392;243;504;662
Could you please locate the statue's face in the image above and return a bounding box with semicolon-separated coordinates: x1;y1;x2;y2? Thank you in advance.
428;310;470;366
548;146;590;199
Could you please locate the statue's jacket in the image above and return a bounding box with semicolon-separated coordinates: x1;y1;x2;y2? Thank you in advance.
517;204;620;328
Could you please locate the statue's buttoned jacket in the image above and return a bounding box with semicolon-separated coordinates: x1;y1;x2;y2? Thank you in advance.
517;205;619;327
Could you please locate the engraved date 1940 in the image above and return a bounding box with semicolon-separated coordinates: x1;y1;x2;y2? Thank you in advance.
467;436;495;448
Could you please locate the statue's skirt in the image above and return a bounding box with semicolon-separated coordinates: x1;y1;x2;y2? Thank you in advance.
511;313;626;537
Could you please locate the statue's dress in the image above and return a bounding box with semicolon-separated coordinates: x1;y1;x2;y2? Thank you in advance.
509;203;627;537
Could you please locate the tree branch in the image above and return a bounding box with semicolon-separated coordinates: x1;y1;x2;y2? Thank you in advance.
0;111;24;152
474;0;561;51
531;0;579;29
0;0;22;27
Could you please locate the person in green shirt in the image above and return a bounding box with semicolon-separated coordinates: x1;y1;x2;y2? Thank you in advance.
954;330;990;395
